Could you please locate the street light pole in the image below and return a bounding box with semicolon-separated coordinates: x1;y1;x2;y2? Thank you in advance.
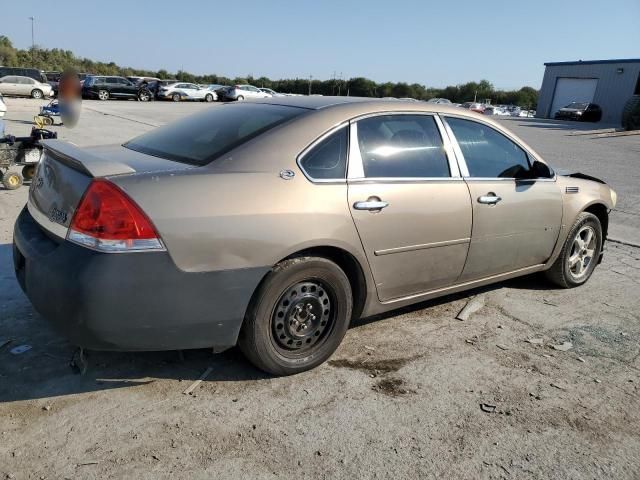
308;75;312;96
28;16;35;64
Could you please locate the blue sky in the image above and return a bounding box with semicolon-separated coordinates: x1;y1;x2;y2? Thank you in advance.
3;0;639;89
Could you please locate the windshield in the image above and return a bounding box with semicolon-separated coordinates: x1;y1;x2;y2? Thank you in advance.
124;103;306;166
566;102;588;109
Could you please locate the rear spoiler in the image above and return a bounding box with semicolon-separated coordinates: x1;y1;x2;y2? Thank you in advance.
40;139;136;177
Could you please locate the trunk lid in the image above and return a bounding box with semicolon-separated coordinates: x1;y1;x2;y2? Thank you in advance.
28;140;192;238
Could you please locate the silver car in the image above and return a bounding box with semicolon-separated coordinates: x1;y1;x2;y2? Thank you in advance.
0;75;53;99
218;84;272;101
13;97;617;376
157;82;216;102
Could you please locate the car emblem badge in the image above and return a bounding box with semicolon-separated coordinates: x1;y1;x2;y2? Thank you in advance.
48;206;67;225
280;169;295;180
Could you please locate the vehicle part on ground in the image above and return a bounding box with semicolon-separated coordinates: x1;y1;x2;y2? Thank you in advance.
545;212;602;288
2;171;23;190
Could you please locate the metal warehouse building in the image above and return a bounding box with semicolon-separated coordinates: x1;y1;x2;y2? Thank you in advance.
536;58;640;124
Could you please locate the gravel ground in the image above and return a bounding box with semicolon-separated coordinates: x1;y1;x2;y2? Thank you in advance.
0;98;639;480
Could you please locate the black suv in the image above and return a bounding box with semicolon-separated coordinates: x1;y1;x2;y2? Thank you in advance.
0;66;47;83
82;76;139;100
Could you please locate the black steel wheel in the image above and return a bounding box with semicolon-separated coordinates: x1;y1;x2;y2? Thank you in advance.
239;257;353;375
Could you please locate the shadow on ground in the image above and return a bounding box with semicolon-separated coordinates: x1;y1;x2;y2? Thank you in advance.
0;241;556;403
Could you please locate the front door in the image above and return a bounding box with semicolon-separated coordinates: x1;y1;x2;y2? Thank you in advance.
348;114;472;302
443;116;563;281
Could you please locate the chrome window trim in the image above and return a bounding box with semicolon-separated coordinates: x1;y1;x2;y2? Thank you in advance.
347;111;457;181
296;122;350;184
440;114;557;182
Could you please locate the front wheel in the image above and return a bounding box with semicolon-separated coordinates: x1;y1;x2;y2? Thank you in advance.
138;90;151;102
545;212;602;288
236;95;244;101
31;89;43;99
205;93;213;102
172;93;181;102
239;257;353;376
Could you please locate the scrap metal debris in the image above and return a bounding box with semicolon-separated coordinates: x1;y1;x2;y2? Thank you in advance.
182;366;214;395
552;341;573;352
480;403;497;413
456;295;485;321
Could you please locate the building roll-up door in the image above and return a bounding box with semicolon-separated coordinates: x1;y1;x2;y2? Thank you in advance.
550;78;598;116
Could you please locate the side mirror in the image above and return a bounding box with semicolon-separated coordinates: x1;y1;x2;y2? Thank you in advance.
531;160;553;179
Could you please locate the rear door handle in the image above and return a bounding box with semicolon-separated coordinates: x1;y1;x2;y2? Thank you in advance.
477;193;502;205
353;199;389;211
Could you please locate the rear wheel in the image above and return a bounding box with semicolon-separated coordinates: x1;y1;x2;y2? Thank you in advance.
21;165;36;181
2;171;23;190
172;93;181;102
138;91;151;102
31;89;43;99
545;212;602;288
98;90;109;101
236;95;244;101
239;257;353;375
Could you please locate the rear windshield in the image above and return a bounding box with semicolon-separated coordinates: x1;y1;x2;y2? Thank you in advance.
124;103;306;166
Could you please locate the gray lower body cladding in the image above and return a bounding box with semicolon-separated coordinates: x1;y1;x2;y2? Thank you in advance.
13;208;269;351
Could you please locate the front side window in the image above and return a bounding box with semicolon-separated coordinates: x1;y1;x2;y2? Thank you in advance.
299;126;348;180
446;117;531;178
356;115;450;178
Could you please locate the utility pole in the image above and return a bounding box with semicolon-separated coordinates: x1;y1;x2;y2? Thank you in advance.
308;75;312;96
28;17;35;64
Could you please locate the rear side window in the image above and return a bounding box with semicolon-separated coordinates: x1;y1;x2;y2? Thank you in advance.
124;103;306;166
446;117;531;178
357;115;450;178
299;127;348;180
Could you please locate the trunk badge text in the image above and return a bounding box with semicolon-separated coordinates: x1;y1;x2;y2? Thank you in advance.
48;206;68;225
280;169;295;180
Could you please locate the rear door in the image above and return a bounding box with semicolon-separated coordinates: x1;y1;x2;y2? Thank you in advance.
0;76;20;95
442;116;562;281
347;113;472;302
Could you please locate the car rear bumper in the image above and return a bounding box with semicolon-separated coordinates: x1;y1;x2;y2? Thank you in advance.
13;207;269;351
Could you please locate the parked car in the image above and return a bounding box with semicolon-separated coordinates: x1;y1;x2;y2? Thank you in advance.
460;102;485;113
0;66;47;83
0;93;6;117
82;75;140;100
157;82;216;102
259;87;285;97
426;98;452;104
217;84;272;101
554;103;602;122
483;106;509;116
0;75;53;99
13;97;616;375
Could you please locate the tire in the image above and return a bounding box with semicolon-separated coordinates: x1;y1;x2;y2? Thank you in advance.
172;93;181;102
31;89;43;99
545;212;602;288
236;95;244;101
2;171;23;190
621;95;640;131
239;257;353;376
98;90;109;101
205;93;213;102
21;165;36;181
138;91;151;102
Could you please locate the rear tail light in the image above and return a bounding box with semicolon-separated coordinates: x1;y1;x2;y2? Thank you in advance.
67;179;164;253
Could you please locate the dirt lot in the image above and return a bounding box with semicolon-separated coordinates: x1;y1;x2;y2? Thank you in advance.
1;98;639;479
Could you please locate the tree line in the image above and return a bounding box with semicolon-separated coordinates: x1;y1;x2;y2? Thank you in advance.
0;35;538;108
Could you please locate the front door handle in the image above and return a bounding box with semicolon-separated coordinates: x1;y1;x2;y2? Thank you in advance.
477;192;502;205
353;199;389;211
